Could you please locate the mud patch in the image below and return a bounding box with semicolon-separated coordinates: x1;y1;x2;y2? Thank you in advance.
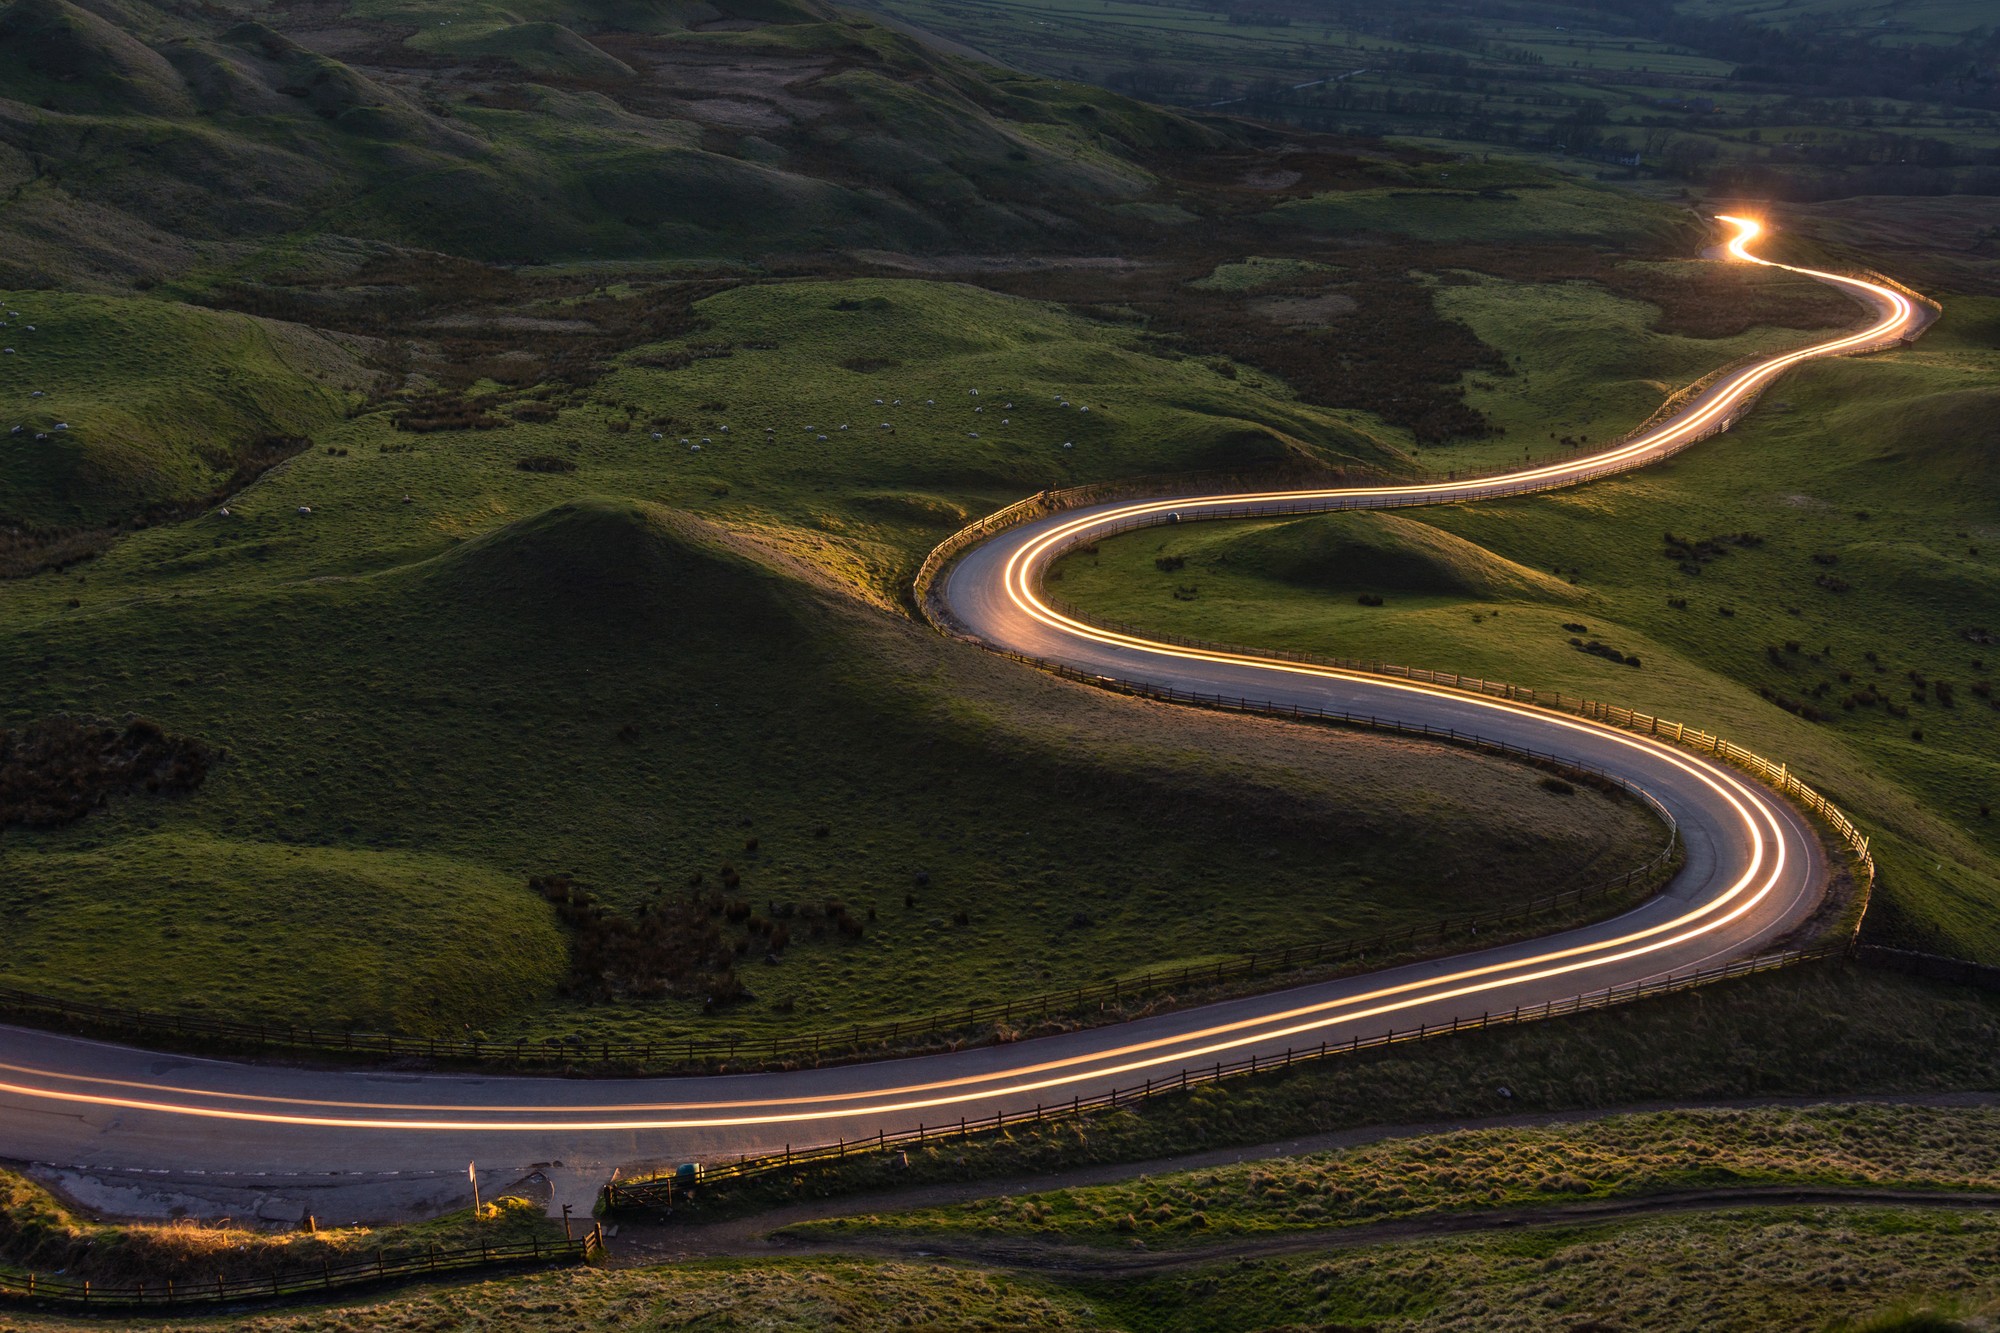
1250;292;1358;326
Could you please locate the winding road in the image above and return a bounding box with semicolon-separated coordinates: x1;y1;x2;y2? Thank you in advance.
0;219;1930;1225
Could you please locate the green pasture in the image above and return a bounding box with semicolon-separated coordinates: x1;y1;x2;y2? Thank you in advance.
0;277;1668;1041
1057;298;2000;963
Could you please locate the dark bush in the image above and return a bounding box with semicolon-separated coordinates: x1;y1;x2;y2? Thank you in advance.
530;873;742;1005
0;716;211;829
392;392;510;432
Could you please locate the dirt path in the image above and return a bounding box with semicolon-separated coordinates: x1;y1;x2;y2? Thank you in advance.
608;1090;2000;1267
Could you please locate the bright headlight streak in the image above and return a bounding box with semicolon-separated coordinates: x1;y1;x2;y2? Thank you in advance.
0;219;1881;1135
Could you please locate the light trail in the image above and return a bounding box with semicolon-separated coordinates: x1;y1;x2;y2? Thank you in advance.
0;218;1915;1145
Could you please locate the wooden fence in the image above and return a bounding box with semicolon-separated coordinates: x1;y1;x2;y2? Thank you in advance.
0;1228;603;1311
602;943;1843;1213
1855;945;2000;993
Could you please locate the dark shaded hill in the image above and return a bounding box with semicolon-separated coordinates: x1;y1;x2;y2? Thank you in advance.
0;0;1227;285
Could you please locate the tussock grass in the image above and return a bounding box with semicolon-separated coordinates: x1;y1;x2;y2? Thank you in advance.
799;1103;2000;1243
669;968;2000;1216
5;1203;1998;1331
0;1170;559;1287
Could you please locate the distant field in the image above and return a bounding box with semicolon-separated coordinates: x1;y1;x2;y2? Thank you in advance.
852;0;2000;216
1056;296;2000;963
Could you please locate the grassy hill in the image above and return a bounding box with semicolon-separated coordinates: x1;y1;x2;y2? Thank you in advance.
1057;294;2000;965
0;0;1221;288
0;289;368;537
0;482;1663;1037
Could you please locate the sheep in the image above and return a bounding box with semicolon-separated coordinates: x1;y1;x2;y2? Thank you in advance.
296;505;313;515
1001;418;1009;425
701;437;712;444
968;431;980;438
690;443;702;451
1080;406;1090;413
880;422;892;429
874;398;885;405
30;390;43;397
218;507;231;518
23;326;33;333
2;349;13;356
8;425;18;435
52;423;67;431
839;424;848;431
652;432;663;440
1063;442;1073;449
401;494;414;504
719;425;729;433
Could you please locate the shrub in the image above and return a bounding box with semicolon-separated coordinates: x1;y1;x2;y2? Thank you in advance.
516;455;577;473
1540;776;1576;796
392;392;510;432
0;716;211;829
530;873;744;1005
1357;593;1385;607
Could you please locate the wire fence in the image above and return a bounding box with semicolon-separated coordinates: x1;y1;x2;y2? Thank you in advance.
0;1229;603;1311
602;943;1845;1213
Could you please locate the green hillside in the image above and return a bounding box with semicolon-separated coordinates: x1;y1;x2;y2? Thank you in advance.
1058;295;2000;964
0;289;366;535
0;490;1661;1037
0;0;1221;287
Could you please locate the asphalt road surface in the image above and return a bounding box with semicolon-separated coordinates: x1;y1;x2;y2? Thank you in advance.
0;219;1925;1224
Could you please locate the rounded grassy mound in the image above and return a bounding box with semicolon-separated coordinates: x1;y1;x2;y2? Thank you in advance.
414;495;793;641
1198;510;1584;602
